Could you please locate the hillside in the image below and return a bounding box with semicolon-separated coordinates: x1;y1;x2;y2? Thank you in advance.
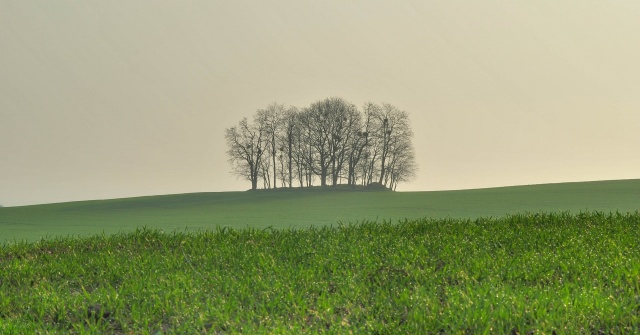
1;179;639;243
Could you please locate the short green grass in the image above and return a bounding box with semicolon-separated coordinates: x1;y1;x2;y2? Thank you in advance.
1;212;639;334
1;179;639;243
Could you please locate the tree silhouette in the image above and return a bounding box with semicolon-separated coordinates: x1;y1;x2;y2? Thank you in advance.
224;117;266;190
225;98;417;191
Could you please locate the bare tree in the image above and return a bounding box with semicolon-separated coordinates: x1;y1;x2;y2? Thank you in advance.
224;117;266;190
301;97;359;186
294;109;317;187
256;103;286;189
372;103;413;186
304;100;333;186
327;98;360;186
290;114;306;187
346;103;377;185
361;102;383;185
387;145;417;190
278;106;299;188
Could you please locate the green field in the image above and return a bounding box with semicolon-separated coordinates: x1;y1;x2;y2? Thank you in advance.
1;179;640;333
1;179;639;243
1;212;640;333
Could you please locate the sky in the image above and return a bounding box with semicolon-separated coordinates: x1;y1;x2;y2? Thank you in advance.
1;1;639;207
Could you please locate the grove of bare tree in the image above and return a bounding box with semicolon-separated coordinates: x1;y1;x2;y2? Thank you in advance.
225;97;416;191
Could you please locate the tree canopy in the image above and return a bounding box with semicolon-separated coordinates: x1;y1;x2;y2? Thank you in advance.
225;97;417;191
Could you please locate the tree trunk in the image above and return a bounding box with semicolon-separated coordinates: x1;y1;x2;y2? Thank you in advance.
320;166;327;186
331;159;338;186
272;134;277;189
288;132;293;188
250;162;258;190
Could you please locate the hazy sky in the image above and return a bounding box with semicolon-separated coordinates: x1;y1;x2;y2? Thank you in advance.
2;1;639;207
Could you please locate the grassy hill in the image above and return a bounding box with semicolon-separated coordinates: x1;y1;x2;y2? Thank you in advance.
1;179;639;243
2;182;640;333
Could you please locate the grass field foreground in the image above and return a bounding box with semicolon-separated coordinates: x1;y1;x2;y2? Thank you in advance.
1;211;639;334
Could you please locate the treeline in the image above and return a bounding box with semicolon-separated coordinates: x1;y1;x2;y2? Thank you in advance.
225;97;417;191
